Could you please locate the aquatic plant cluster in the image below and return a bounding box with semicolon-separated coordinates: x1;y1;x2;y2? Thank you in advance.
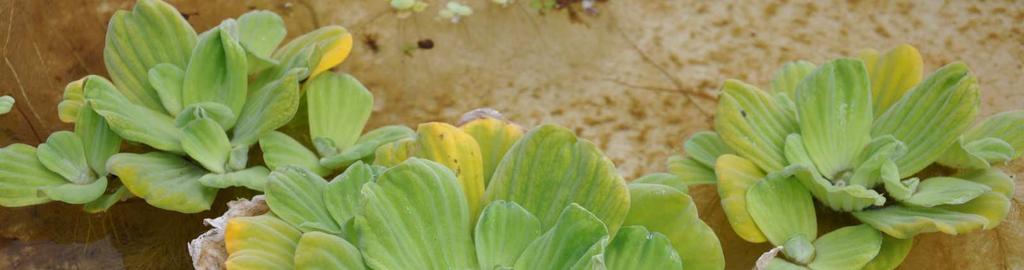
0;0;1019;269
672;44;1022;269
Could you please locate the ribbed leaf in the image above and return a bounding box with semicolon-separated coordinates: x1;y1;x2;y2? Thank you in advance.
259;131;330;176
484;124;630;235
37;131;93;184
939;110;1024;168
852;201;997;239
872;62;979;177
175;102;237;130
956;169;1014;197
294;231;366;270
0;95;13;115
625;183;724;270
715;79;798;172
746;173;817;246
57;79;84;122
266;167;339;234
605;226;683;270
848;136;906;188
231;68;302;147
320;125;415;170
148;63;185;116
939;192;1011;230
807;225;883;270
236;11;286;73
861;235;913;270
765;258;810;270
181;118;231;173
683;131;735;168
182;20;248;117
771;60;816;99
75;103;121;176
84;75;184;153
103;0;197;112
795;59;873;178
0;144;67;207
83;185;132;213
41;176;107;204
902;177;989;207
474;200;543;270
248;26;345;92
667;154;717;185
459;117;524;185
570;238;609;270
714;154;768;243
513;204;609;270
356;158;477;270
323;162;377;234
962;111;1024;158
785;134;885;211
632;173;688;193
307;73;373;152
107;152;216;213
372;138;417;167
225;215;301;270
414;122;486;220
858;45;923;117
308;29;352;79
197;166;270;191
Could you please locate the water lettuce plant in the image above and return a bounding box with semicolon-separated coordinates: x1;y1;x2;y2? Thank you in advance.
0;0;356;213
672;44;1022;269
224;114;725;269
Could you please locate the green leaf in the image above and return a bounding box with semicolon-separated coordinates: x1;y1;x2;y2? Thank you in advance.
356;158;477;270
513;204;609;270
75;103;121;176
783;234;815;264
84;75;184;154
148;63;185;116
459;116;525;185
236;11;286;73
872;62;980;177
795;59;873;178
714;154;768;243
83;185;132;213
249;26;349;91
372;138;417;167
266;167;339;234
861;235;913;270
785;134;885;211
625;183;724;270
771;60;816;99
182;20;248;117
474;200;543;270
57;79;84;123
37;131;93;184
746;173;817;246
605;226;683;270
323;162;377;236
858;45;924;117
0;144;67;207
765;258;810;270
570;237;609;270
939;110;1024;168
902;177;990;207
963;111;1024;158
231;68;302;147
683;131;735;168
259;131;330;177
667;154;717;185
107;152;216;213
852;201;996;239
956;169;1014;198
181;118;232;173
939;191;1011;230
104;0;197;113
0;95;13;115
41;176;108;204
307;73;373;152
848;136;906;188
197;166;270;192
225;215;301;270
715;79;798;172
632;173;688;194
320;125;415;170
807;225;883;270
294;231;367;270
484;124;630;236
414;122;487;220
175;102;237;130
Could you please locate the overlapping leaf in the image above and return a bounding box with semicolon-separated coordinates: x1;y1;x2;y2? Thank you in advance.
74;103;121;176
306;73;373;153
459;117;524;184
474;200;543;270
107;152;216;213
605;226;683;270
414;123;486;220
806;225;883;270
715;79;798;172
293;231;366;270
624;183;724;270
84;75;184;153
320;125;415;170
36;131;93;184
260;131;330;176
770;60;816;99
746;173;817;246
795;59;873;178
225;215;301;269
857;45;923;117
0;144;67;207
265;167;339;234
182;20;248;117
513;203;609;270
715;154;768;243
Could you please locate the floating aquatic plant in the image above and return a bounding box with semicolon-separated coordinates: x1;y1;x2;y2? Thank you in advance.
223;113;725;269
0;95;12;115
0;0;356;213
672;44;1022;269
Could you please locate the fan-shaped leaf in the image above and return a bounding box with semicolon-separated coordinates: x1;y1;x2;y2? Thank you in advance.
605;226;683;270
249;26;345;91
75;103;121;176
197;166;270;192
104;0;197;112
294;231;366;270
484;124;630;235
356;158;477;270
683;131;734;168
746;173;817;246
861;235;913;270
57;79;84;122
902;177;990;207
859;45;923;117
872;62;979;177
307;73;373;153
785;134;885;211
715;79;798;172
459;117;524;184
259;131;330;177
474;200;543;270
181;118;232;173
939;192;1011;230
667;154;717;185
625;183;724;270
795;59;873;178
231;68;302;147
373;138;417;167
148;63;185;116
414;122;486;220
83;185;132;213
771;60;816;98
182;20;248;117
513;204;609;270
939;111;1024;168
0;144;67;207
632;173;688;193
37;131;93;184
715;154;768;243
956;169;1014;198
175;102;237;130
323;162;377;234
807;225;883;270
107;152;215;213
225;215;301;270
266;167;339;234
320;125;415;170
84;75;184;153
236;11;286;72
41;176;107;204
852;202;995;239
